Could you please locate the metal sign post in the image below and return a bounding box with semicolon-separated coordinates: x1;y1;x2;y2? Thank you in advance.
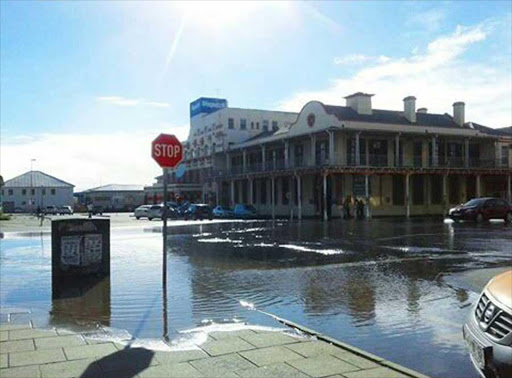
162;168;168;288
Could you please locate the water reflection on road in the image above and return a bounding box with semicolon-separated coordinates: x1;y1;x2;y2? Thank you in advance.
1;218;511;377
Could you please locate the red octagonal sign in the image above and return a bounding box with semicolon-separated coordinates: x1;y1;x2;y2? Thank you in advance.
151;133;183;168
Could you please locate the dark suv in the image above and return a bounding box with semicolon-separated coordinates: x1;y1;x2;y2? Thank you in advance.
449;198;512;223
183;204;212;220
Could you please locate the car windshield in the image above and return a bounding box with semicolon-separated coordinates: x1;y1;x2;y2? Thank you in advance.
464;199;485;207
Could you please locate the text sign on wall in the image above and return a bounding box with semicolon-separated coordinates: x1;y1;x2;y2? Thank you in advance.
190;97;227;117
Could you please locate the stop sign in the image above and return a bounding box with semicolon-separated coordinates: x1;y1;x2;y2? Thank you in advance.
151;134;183;168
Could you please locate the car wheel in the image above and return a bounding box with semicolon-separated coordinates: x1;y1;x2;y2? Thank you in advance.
148;217;153;221
136;216;140;219
476;213;484;223
505;212;512;224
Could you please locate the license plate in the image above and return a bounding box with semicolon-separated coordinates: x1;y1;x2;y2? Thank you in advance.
464;329;487;369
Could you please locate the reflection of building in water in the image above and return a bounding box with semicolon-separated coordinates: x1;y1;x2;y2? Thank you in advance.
345;272;376;324
51;276;111;329
406;280;421;315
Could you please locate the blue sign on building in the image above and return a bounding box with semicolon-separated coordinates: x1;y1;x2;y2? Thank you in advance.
190;98;228;118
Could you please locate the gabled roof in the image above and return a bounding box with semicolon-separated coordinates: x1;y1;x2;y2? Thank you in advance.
322;105;462;129
4;171;74;188
83;184;144;192
469;123;512;137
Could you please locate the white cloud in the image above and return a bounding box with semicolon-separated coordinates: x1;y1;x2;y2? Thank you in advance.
1;125;189;191
96;96;170;108
334;54;391;65
278;20;512;128
406;7;448;33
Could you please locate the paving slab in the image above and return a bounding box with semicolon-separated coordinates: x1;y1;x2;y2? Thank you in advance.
0;339;35;354
0;331;8;342
209;329;258;340
8;328;57;341
64;342;117;360
241;332;301;348
287;355;360;377
190;353;255;376
9;348;66;367
0;365;41;378
35;335;86;349
95;346;158;372
238;362;310;378
154;349;209;365
199;336;255;356
0;323;32;332
285;341;342;358
1;353;8;368
138;362;204;378
39;358;102;378
343;366;410;378
333;352;380;370
239;345;305;367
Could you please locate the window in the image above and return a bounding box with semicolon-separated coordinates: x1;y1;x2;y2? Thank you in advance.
272;121;278;131
22;189;27;195
31;189;35;195
256;122;260;129
262;120;269;131
240;118;247;130
51;189;56;195
251;121;254;129
8;189;13;195
228;118;234;129
42;189;46;195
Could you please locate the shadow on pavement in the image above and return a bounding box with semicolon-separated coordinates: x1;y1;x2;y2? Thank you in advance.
80;346;155;378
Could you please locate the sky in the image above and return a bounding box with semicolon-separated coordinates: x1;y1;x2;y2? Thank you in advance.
1;1;511;191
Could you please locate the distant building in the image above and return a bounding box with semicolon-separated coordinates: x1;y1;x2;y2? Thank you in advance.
144;97;298;203
1;171;74;212
149;93;512;218
75;184;145;211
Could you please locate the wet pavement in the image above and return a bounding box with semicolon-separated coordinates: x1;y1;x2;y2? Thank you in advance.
1;216;511;377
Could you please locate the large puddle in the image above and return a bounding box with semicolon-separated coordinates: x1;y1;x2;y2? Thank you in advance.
1;218;511;377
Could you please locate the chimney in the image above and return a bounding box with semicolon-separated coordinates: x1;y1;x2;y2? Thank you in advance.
417;108;428;113
344;92;373;115
453;102;465;126
403;96;416;123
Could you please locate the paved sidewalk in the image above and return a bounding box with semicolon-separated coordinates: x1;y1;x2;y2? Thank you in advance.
0;318;428;378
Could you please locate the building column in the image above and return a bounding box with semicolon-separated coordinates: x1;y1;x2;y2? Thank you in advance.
464;139;470;168
355;132;361;166
405;173;411;218
365;174;372;219
432;136;438;167
289;176;294;220
271;176;275;220
230;180;235;207
365;139;369;166
328;130;335;165
310;134;317;166
323;173;328;221
226;152;231;171
495;140;502;167
442;174;448;215
476;175;481;197
261;145;266;171
507;175;511;203
243;149;247;173
249;178;254;205
395;134;400;167
284;140;290;168
296;174;302;220
272;150;277;170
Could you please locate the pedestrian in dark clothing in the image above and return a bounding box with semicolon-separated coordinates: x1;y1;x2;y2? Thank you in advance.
343;196;352;219
356;199;365;219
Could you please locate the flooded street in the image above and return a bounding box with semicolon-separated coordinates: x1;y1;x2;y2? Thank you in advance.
1;217;511;377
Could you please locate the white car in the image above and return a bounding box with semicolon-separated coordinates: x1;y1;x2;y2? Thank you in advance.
59;206;73;215
134;205;151;219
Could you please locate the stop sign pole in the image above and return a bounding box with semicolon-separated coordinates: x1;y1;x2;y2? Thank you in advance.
151;134;183;291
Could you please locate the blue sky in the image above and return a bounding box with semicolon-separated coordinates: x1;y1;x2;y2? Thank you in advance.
1;1;511;190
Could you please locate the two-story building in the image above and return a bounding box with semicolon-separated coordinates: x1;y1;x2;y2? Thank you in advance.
211;93;511;219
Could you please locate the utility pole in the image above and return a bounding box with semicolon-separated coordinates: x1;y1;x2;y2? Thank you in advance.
30;159;36;213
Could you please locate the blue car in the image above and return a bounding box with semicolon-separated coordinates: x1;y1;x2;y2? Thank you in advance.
233;204;257;219
212;205;234;219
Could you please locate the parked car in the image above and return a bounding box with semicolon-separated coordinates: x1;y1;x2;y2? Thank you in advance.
134;205;152;219
234;204;257;219
92;205;104;216
43;206;58;215
212;205;234;219
59;206;73;215
183;204;212;220
147;204;177;221
449;198;512;223
463;269;512;378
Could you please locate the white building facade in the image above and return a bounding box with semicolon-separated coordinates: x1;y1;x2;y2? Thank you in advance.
1;171;74;212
